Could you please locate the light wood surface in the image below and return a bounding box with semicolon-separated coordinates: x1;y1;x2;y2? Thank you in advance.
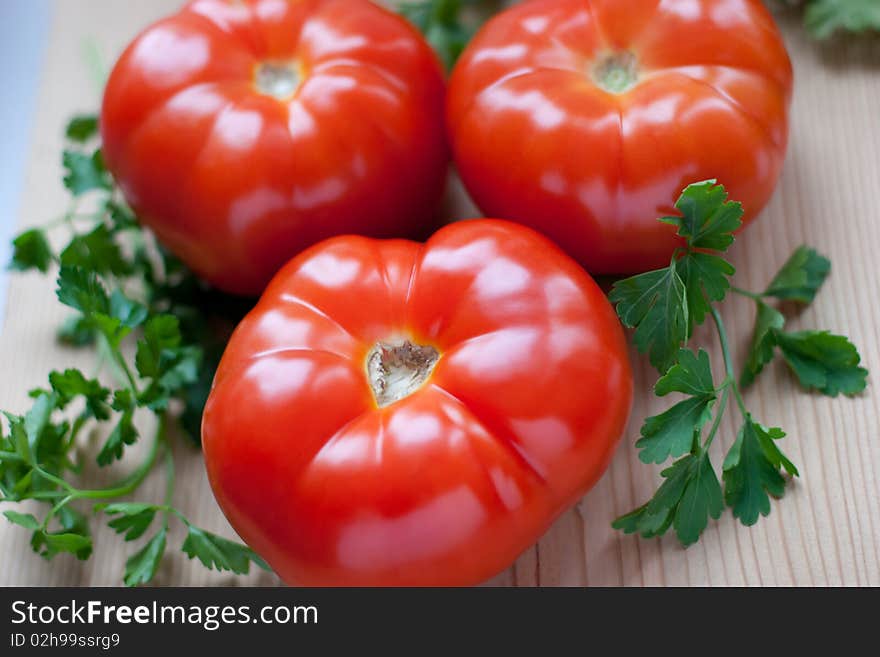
1;0;878;586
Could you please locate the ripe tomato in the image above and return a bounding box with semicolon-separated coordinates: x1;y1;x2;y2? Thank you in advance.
202;220;632;586
447;0;793;274
101;0;448;295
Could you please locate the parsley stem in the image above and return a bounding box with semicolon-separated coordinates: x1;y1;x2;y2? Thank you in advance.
100;334;139;396
731;286;763;301
710;307;748;416
162;429;175;531
702;382;730;452
33;415;165;503
77;415;166;500
42;493;76;531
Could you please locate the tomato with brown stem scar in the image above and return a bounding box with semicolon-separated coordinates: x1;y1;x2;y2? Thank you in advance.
202;219;633;586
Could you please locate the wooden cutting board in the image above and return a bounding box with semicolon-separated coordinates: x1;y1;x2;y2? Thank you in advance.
1;0;878;586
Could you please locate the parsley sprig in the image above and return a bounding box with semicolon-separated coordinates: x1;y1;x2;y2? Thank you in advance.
2;115;265;585
610;180;867;546
800;0;880;38
398;0;500;70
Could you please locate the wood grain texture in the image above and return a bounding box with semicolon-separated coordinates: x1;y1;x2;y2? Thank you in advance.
1;0;877;586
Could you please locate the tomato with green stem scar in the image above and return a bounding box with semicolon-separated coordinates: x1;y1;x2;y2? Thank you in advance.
202;219;633;586
447;0;793;274
101;0;448;296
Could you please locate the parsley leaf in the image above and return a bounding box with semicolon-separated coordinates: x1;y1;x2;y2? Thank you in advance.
676;252;736;332
399;0;475;70
124;529;166;586
48;369;110;420
101;503;157;541
57;315;95;346
764;246;830;303
674;451;724;546
24;393;55;459
805;0;880;39
109;289;148;329
65;114;99;143
135;315;181;379
611;181;743;372
3;510;41;530
740;301;785;388
10;229;53;272
2;110;260;585
775;330;868;396
60;224;131;275
659;179;743;251
181;525;269;575
62;149;111;195
613;451;722;546
34;531;93;560
106;199;138;231
56;265;109;316
654;348;715;397
96;410;138;466
610;266;688;373
637;349;716;464
722;417;796;526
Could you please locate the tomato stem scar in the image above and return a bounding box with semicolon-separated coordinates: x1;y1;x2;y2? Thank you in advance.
366;339;440;407
254;61;302;100
593;51;639;94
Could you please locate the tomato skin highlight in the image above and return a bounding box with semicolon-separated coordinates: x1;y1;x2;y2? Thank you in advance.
101;0;448;296
202;220;633;586
447;0;793;274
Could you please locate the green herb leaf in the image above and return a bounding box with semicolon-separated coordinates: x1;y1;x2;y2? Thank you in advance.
610;266;688;373
106;200;138;231
135;315;182;379
96;410;138;466
62;149;111;195
109;289;148;329
33;531;93;561
614;451;722;546
673;451;724;546
5;413;29;464
654;348;715;397
48;369;110;420
111;389;134;412
124;529;166;586
60;224;131;275
399;0;474;70
775;330;868;396
24;394;55;459
65;115;99;142
740;301;785;388
101;503;157;541
10;229;53;272
3;510;41;530
56;266;109;316
636;349;717;464
758;425;799;478
722;417;795;526
676;252;735;333
57;315;95;346
659;180;743;252
764;246;831;303
181;525;269;575
804;0;880;39
637;400;710;465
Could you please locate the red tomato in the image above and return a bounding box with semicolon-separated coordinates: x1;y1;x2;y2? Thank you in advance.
202;220;632;586
101;0;448;295
447;0;793;274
